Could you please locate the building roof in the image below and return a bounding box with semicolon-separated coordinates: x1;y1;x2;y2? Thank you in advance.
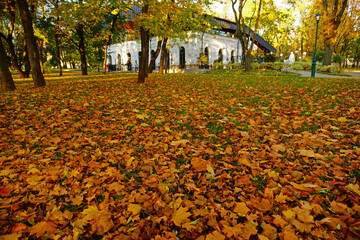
210;16;276;54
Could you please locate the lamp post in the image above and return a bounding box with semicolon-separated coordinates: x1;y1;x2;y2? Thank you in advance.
311;13;321;77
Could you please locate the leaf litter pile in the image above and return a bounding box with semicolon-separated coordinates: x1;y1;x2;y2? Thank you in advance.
1;73;360;239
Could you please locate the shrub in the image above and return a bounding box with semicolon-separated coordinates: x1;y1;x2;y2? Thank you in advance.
300;62;312;70
333;54;343;70
264;54;276;63
251;62;261;69
317;65;337;73
279;58;284;63
213;61;224;69
316;51;324;62
290;63;304;70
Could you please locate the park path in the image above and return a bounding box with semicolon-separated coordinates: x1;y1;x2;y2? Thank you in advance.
286;69;360;78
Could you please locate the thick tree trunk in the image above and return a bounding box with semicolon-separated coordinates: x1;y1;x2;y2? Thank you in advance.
159;38;168;74
148;39;162;73
244;51;251;72
4;37;29;78
138;25;149;83
138;5;149;83
0;39;16;92
323;39;332;66
76;24;88;75
17;0;46;87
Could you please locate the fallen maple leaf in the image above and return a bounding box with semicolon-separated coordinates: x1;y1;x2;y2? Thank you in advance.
173;206;191;227
233;202;250;216
0;187;11;196
29;221;56;238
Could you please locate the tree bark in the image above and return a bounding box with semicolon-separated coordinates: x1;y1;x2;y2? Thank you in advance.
55;0;62;76
1;0;29;78
138;4;149;83
17;0;46;87
322;0;348;66
76;23;88;75
148;39;162;73
103;13;119;74
159;37;168;74
138;25;149;83
0;39;16;92
323;40;332;66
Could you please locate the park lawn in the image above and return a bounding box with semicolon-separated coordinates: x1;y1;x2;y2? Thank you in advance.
1;72;360;239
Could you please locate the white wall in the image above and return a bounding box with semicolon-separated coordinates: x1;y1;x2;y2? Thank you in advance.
107;32;242;69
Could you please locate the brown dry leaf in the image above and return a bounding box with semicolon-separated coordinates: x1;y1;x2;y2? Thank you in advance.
233;202;250;216
91;210;114;235
280;229;298;240
128;204;142;215
206;231;225;240
282;209;295;221
29;221;56;238
191;157;208;172
239;221;258;239
222;224;243;237
272;144;286;152
330;201;347;214
11;223;27;233
173;206;191;227
299;149;315;158
0;233;22;240
290;219;313;233
272;215;288;228
261;222;277;240
275;192;288;203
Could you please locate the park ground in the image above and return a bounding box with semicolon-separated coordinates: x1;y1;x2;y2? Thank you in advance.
0;72;360;239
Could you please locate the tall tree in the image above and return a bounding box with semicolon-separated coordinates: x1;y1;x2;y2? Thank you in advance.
232;0;263;71
0;0;30;78
16;0;46;87
0;38;16;92
322;0;348;65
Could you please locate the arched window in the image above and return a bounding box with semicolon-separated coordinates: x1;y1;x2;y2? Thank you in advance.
108;55;112;64
117;54;121;65
179;47;185;69
218;49;223;63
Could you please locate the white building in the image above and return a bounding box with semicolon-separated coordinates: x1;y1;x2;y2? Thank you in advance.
107;17;276;72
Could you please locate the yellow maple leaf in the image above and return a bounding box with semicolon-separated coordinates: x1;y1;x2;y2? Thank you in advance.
29;222;56;238
275;192;288;203
206;231;226;240
283;209;295;221
233;202;250;216
128;204;142;215
299;149;315;158
173;206;191;226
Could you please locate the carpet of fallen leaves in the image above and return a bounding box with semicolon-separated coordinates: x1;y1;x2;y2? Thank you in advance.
1;72;360;240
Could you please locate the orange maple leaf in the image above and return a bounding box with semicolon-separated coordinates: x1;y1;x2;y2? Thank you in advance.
29;221;56;238
173;206;191;226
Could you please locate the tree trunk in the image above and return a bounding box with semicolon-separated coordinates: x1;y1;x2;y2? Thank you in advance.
138;25;149;83
102;13;119;74
55;33;62;76
148;39;162;73
23;46;31;77
244;51;251;72
3;36;29;78
17;0;46;87
76;23;88;75
0;39;16;92
103;45;109;74
165;39;170;73
323;39;332;66
55;0;62;76
159;37;168;74
138;4;149;83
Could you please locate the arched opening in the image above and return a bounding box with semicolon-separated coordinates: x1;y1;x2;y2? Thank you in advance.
218;49;223;63
126;53;132;71
108;55;112;64
151;50;156;70
179;47;185;69
204;47;209;68
231;50;235;63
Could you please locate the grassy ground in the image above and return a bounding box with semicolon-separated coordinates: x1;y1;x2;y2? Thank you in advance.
1;72;360;239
